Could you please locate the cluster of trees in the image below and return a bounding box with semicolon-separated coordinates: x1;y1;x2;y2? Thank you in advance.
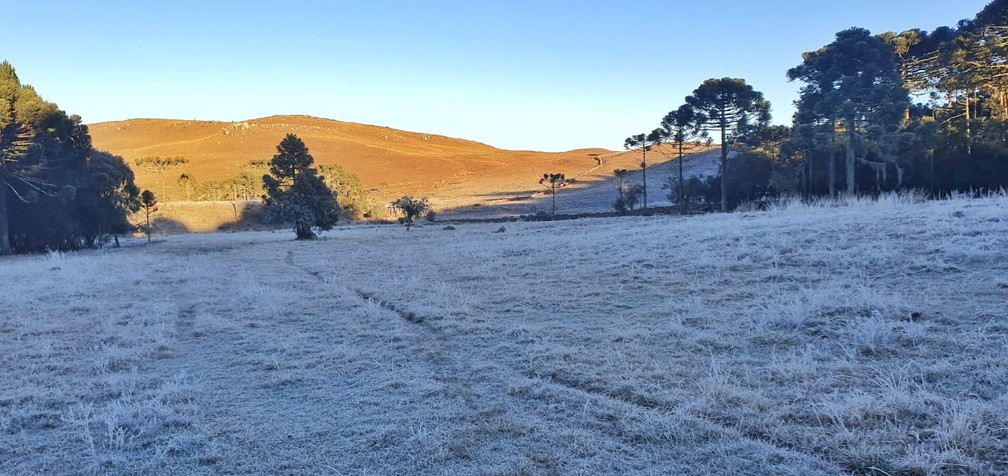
622;1;1007;211
262;134;425;237
316;163;383;220
621;77;769;212
1;62;142;254
134;155;379;221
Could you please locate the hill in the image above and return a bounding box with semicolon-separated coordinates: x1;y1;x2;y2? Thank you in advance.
89;116;717;224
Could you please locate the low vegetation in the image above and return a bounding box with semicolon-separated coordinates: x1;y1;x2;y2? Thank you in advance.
0;193;1004;473
389;195;432;231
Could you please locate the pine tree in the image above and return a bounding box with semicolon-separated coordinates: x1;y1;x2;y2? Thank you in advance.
261;134;340;239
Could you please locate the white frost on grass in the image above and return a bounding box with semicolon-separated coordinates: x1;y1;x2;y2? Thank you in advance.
0;192;1006;474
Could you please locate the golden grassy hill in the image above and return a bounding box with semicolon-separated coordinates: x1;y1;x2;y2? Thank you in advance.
89;115;689;229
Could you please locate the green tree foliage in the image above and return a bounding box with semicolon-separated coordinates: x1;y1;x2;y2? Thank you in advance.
261;134;340;239
389;195;431;231
538;173;566;215
140;189;157;243
685;78;771;211
623;129;663;210
0;61;139;253
78;151;140;247
788;28;909;195
316;163;377;220
661;105;706;213
134;156;188;199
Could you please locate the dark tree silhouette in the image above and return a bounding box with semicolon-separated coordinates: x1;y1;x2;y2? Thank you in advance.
613;168;631;212
1;61;138;253
389;195;431;231
261;134;340;239
661;104;706;213
140;189;157;243
624;129;663;211
685;77;771;211
788;28;907;194
539;173;566;215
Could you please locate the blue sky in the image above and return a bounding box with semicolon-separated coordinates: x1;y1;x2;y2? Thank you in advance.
1;0;991;151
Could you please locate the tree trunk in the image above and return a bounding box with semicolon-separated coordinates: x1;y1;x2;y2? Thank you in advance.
0;182;10;255
965;93;972;156
551;183;557;215
720;119;729;212
845;118;856;195
995;89;1003;119
641;148;647;211
829;143;836;197
678;141;685;213
901;61;910;128
805;150;812;201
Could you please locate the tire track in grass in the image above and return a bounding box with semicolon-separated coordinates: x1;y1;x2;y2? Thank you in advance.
289;251;513;467
291;247;631;471
519;359;839;469
290;247;839;472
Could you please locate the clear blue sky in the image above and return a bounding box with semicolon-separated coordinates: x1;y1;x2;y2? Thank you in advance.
1;0;990;151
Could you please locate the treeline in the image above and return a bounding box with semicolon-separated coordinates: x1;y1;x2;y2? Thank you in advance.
623;0;1008;211
0;62;139;254
135;157;379;220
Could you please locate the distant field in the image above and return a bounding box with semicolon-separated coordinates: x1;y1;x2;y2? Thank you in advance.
1;194;1006;474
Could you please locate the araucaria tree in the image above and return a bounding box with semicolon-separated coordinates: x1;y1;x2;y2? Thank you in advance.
134;156;188;199
685;77;771;211
623;129;663;211
787;28;908;194
140;189;157;243
261;133;340;240
389;195;431;231
661;104;705;213
539;173;566;215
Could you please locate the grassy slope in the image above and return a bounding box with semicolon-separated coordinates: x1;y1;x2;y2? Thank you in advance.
1;194;1005;474
89;116;720;228
88;116;631;207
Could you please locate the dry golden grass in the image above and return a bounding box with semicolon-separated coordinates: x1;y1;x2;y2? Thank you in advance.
89;115;678;218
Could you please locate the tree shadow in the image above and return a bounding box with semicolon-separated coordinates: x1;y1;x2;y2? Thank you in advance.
435;148;720;220
150;217;191;235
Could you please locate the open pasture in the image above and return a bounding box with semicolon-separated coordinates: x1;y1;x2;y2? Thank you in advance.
1;194;1006;474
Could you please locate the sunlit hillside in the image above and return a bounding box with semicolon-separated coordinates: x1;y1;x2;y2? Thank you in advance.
88;115;671;214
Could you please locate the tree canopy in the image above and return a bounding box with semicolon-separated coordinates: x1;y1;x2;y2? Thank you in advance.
261;134;340;239
684;77;771;211
661;104;706;212
1;61;139;254
623;129;663;210
788;28;909;195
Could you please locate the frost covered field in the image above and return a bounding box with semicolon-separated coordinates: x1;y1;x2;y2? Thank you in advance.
1;194;1007;475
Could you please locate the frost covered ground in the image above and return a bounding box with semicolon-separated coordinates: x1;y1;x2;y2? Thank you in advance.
1;194;1006;475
